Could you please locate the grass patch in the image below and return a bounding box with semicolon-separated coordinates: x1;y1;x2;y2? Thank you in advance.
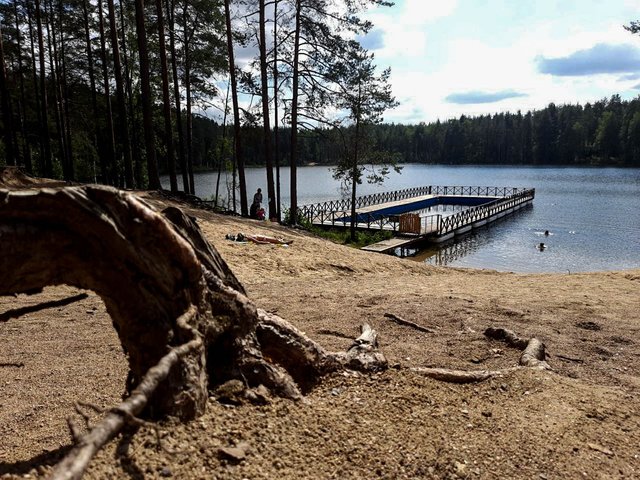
310;227;393;248
283;208;393;248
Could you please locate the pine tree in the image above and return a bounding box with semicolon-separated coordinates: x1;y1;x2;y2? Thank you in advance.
332;44;398;241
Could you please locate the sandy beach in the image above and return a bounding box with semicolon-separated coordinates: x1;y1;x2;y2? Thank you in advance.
1;192;638;479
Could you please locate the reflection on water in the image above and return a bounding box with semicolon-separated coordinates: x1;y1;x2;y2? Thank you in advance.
405;206;534;268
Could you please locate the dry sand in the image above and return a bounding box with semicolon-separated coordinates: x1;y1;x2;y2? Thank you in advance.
1;192;639;479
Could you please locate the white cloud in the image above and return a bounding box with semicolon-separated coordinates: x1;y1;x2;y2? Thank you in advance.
364;0;458;58
376;15;640;122
400;0;458;25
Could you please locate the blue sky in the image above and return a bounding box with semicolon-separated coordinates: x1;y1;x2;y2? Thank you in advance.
361;0;640;123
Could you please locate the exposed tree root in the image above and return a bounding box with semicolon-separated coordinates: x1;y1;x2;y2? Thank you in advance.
484;327;550;369
413;327;550;384
1;179;549;477
483;326;529;349
384;312;436;334
0;180;389;478
256;311;387;392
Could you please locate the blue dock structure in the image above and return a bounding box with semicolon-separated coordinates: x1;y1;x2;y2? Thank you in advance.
297;186;535;254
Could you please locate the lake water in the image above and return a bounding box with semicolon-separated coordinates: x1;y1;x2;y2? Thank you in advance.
162;165;640;273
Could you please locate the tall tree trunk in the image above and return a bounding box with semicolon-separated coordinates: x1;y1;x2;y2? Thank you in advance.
215;83;230;208
118;0;142;186
82;0;101;182
97;0;116;185
259;0;276;220
289;0;301;224
0;22;16;166
167;0;188;192
57;0;74;181
224;0;247;216
183;0;195;195
350;112;361;242
44;0;68;179
155;0;177;192
273;0;280;221
34;0;52;177
134;0;161;189
13;0;32;172
27;3;45;173
107;0;133;188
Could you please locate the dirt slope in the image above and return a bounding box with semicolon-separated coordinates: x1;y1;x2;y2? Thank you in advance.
1;194;638;479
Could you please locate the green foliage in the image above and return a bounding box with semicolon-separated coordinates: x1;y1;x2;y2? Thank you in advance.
282;207;312;229
625;21;640;34
310;227;393;248
329;42;399;240
595;111;621;158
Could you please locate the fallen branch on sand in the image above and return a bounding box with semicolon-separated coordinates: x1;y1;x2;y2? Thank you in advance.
554;354;584;364
383;313;436;334
0;293;89;323
412;367;518;383
52;324;203;479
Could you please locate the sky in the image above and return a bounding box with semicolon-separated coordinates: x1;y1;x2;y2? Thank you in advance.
358;0;640;123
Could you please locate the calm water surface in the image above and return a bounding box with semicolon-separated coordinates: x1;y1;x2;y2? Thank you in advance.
163;165;640;273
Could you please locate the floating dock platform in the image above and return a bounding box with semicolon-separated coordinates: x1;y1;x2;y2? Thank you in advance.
298;186;535;254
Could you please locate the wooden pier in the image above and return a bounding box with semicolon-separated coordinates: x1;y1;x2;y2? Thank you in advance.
298;185;535;254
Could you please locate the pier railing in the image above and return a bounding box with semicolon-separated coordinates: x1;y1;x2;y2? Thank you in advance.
424;188;535;235
299;185;525;226
305;209;400;231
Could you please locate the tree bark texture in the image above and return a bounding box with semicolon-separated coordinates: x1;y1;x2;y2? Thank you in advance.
155;0;177;192
0;22;16;166
97;0;116;185
289;0;301;224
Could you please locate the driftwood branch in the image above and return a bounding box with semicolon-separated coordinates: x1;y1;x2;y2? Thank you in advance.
0;362;24;368
555;354;584;364
412;367;518;383
384;313;436;334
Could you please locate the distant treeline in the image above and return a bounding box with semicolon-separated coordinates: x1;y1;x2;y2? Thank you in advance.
4;90;638;177
224;94;640;168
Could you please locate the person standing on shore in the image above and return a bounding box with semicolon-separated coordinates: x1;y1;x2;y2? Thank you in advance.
250;188;263;219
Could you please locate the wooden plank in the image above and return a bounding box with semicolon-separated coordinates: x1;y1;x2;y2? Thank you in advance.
361;237;418;253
